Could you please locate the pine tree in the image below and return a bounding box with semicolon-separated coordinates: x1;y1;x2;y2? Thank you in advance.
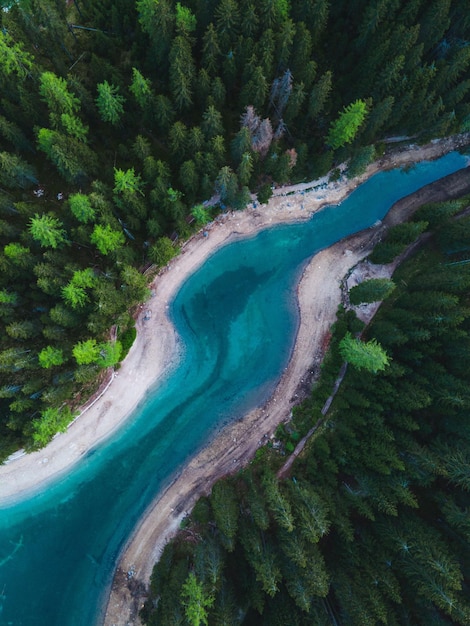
202;23;221;74
39;71;80;124
68;193;96;224
339;332;390;373
169;36;196;111
181;572;214;626
129;67;153;109
29;406;74;450
90;224;125;255
38;346;65;369
0;31;33;79
29;214;68;249
96;81;126;125
327;100;368;149
210;479;239;551
215;0;240;43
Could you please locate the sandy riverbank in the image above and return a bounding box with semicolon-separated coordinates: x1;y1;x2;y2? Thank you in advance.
0;134;468;623
101;135;470;626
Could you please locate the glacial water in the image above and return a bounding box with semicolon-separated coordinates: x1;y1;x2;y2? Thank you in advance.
0;151;467;626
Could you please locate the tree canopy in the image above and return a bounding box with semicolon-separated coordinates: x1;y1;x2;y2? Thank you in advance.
142;196;470;625
0;0;469;471
339;331;390;373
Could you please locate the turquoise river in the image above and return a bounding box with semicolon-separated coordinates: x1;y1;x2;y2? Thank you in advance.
0;151;467;625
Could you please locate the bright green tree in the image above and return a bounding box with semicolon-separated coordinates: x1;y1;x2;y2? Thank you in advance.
60;113;88;141
97;341;122;367
191;204;210;225
0;289;18;305
69;193;96;224
39;71;80;120
113;167;144;195
175;2;196;33
181;572;214;626
0;31;33;78
62;282;88;309
29;214;68;249
339;332;390;373
96;81;126;125
129;67;152;108
4;243;31;267
30;406;74;449
38;346;65;369
149;236;176;266
73;339;100;365
327;100;368;149
90;224;125;255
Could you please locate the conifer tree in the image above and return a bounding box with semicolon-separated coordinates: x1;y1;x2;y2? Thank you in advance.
327;100;368;149
29;214;68;249
339;332;390;373
96;81;126;125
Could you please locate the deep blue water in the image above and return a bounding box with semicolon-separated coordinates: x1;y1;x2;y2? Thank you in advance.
0;152;467;626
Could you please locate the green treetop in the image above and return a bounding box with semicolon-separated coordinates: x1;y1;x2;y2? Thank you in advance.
30;406;74;449
72;339;100;365
39;72;80;118
327;99;368;149
38;346;65;369
29;214;68;249
129;68;152;108
90;224;125;255
181;572;214;626
69;193;96;224
349;278;396;305
175;2;196;33
339;332;390;373
96;81;126;125
113;167;144;195
0;31;33;78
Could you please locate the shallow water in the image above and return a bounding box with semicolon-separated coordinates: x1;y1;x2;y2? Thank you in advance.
0;152;467;626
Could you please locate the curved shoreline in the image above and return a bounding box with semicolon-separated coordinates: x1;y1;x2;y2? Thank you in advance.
0;134;465;505
102;136;470;625
0;135;468;623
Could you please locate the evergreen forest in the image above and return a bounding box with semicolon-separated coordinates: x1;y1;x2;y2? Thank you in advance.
0;1;469;457
142;196;470;625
